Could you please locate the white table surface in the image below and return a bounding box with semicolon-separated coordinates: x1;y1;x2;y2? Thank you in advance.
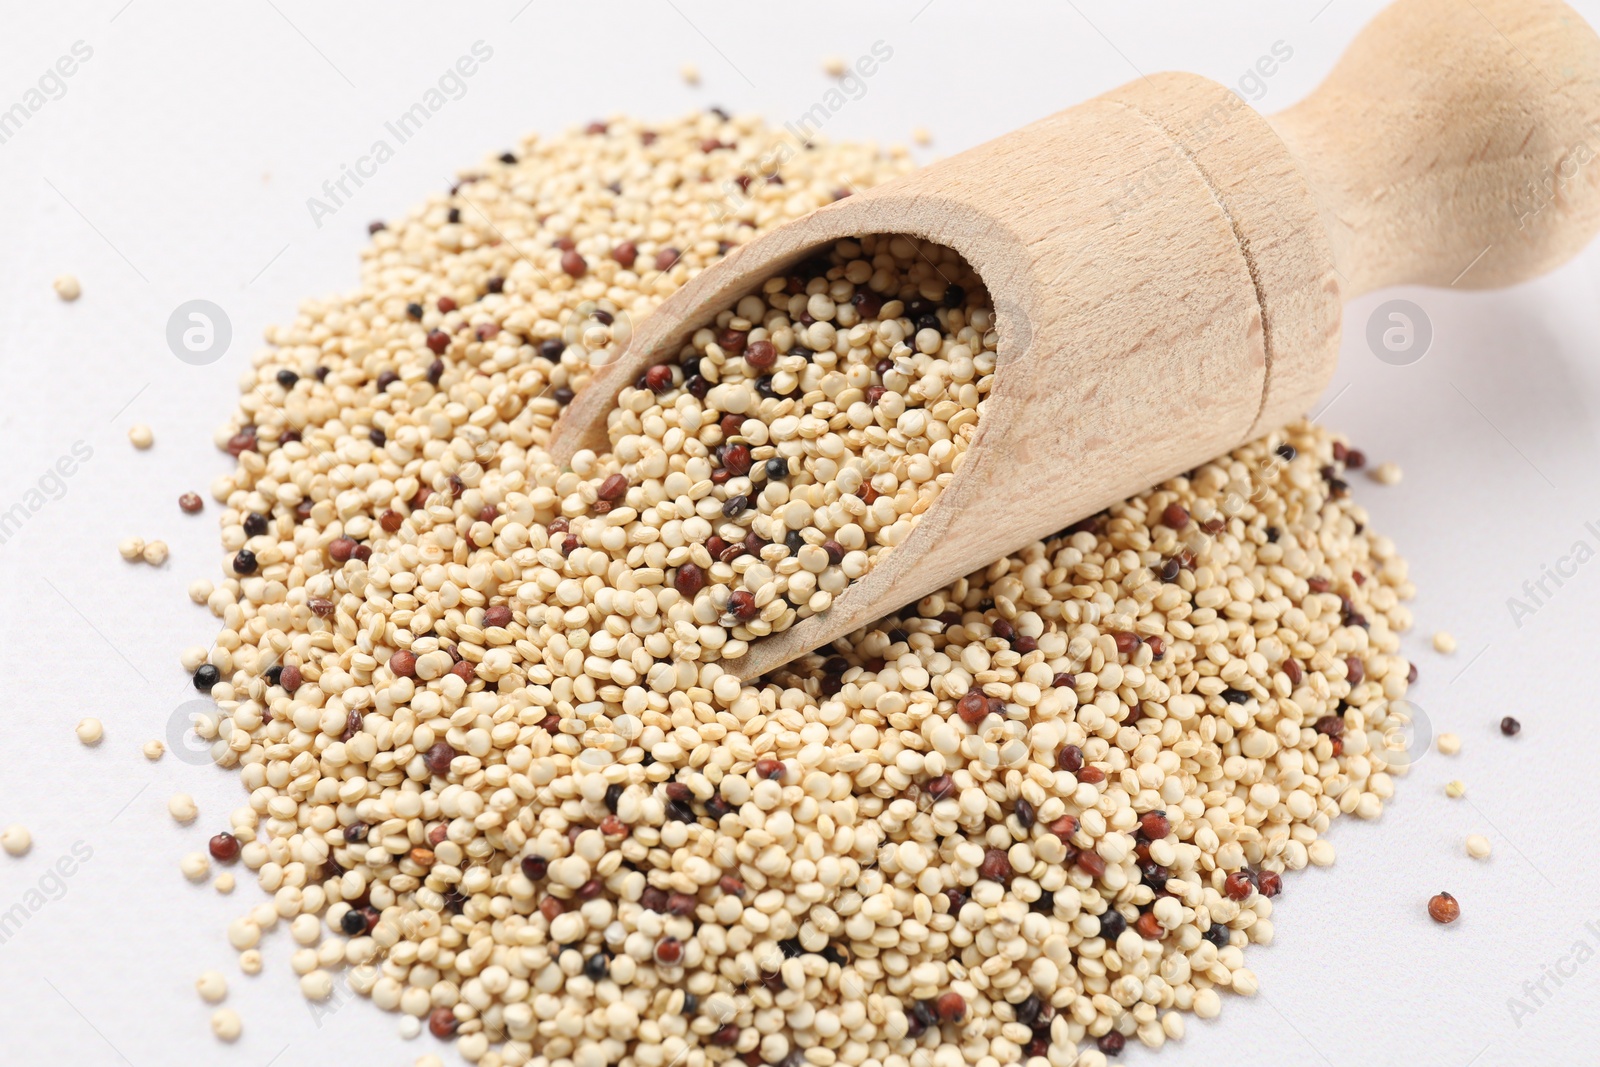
3;2;1599;1064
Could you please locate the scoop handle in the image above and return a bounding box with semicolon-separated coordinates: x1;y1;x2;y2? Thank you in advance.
1270;0;1600;297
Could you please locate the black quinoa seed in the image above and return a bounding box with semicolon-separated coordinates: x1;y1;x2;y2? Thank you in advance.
1014;798;1036;831
243;512;269;537
232;549;258;575
192;663;220;691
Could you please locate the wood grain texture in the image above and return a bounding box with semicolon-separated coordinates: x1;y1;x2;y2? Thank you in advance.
550;0;1600;680
1271;0;1600;295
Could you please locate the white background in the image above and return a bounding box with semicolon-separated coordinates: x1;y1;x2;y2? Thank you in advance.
3;2;1599;1064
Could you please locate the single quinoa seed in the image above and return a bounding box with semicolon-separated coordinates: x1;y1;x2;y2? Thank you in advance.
192;664;220;692
209;833;240;863
1428;891;1461;924
1500;716;1521;736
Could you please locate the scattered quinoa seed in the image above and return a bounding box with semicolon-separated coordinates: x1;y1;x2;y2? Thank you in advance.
1432;630;1457;654
1428;891;1461;924
210;1008;242;1041
75;717;103;745
2;824;31;856
1500;716;1521;736
143;739;166;760
53;273;82;301
168;793;198;824
1466;834;1491;859
128;424;154;449
1445;779;1466;798
196;970;228;1003
1436;732;1461;755
142;540;169;565
118;537;145;561
1370;460;1403;485
680;61;700;84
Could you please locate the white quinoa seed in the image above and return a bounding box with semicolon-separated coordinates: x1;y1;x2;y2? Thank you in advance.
1436;732;1461;755
168;793;198;824
912;125;932;146
75;717;103;745
1465;834;1491;859
214;872;236;893
822;54;847;76
143;540;170;566
680;61;700;85
1446;779;1466;798
187;112;1416;1065
238;949;263;975
1370;460;1402;485
1432;630;1457;654
2;824;31;857
129;424;154;449
399;1015;422;1040
143;739;166;760
53;273;82;301
300;970;335;1000
210;1008;242;1042
196;970;228;1003
118;536;145;562
188;579;215;604
181;852;212;882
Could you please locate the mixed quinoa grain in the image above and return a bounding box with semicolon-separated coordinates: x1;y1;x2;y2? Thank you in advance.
186;112;1421;1064
590;236;994;658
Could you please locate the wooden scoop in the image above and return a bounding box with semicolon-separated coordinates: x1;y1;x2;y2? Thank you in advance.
553;0;1600;680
